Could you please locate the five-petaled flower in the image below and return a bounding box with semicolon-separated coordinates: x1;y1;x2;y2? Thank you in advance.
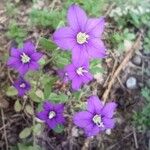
7;41;43;75
53;4;106;61
13;77;31;96
37;101;65;129
73;96;117;137
65;57;93;90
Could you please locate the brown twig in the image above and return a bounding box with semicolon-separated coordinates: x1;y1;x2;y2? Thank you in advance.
102;33;142;103
81;138;91;150
133;127;139;149
1;108;9;150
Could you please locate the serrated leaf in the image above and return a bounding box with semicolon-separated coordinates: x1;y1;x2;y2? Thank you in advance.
14;100;22;112
39;37;57;51
53;124;64;133
6;86;18;96
19;127;32;139
25;105;34;115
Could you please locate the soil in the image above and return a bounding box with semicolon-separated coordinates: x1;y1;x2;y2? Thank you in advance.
0;0;150;150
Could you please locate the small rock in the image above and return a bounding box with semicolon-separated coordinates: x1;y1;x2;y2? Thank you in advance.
132;55;142;66
105;129;111;135
126;76;137;89
71;127;79;137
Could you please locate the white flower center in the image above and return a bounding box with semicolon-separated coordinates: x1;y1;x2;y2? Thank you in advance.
21;53;31;64
92;114;104;128
48;111;56;119
76;67;88;76
76;32;89;44
20;83;26;88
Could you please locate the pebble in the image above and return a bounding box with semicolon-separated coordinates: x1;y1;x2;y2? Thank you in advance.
126;76;137;89
132;55;142;66
71;127;79;137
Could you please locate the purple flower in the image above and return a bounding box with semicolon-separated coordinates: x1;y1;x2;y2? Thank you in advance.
37;101;65;129
73;96;117;137
13;77;31;96
53;4;106;61
65;57;93;90
7;41;43;75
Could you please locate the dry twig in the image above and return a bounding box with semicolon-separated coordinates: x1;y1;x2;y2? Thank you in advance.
133;127;139;149
1;108;9;150
102;33;142;103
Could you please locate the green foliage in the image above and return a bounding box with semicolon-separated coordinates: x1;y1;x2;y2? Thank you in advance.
133;86;150;131
143;30;150;54
49;93;69;103
90;59;104;74
110;29;135;54
19;127;32;139
54;51;71;68
53;124;64;133
39;37;57;51
29;9;64;28
5;2;18;17
6;86;18;97
64;0;107;17
14;100;22;112
11;143;41;150
6;22;27;45
109;1;150;29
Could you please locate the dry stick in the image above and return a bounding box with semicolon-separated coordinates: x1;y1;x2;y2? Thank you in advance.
1;108;9;150
81;138;91;150
133;127;139;149
102;33;142;103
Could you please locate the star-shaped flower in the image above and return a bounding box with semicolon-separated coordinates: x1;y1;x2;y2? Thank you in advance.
73;96;117;137
53;4;106;61
65;57;93;90
13;77;31;96
7;41;43;75
37;101;65;129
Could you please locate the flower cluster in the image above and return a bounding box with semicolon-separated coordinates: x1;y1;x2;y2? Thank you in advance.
7;41;43;96
53;4;106;90
7;4;117;137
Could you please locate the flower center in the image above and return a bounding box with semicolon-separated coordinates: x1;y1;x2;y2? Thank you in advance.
76;32;89;44
92;114;104;128
48;111;56;119
76;67;88;76
21;53;31;64
20;83;26;88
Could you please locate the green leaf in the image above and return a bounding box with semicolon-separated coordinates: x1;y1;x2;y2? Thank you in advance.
49;93;68;103
6;86;18;96
14;100;22;112
90;59;104;74
19;127;32;139
25;105;34;115
54;51;71;68
39;37;57;51
35;89;44;99
53;124;64;133
43;76;58;99
33;123;42;135
141;87;150;102
29;90;42;103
